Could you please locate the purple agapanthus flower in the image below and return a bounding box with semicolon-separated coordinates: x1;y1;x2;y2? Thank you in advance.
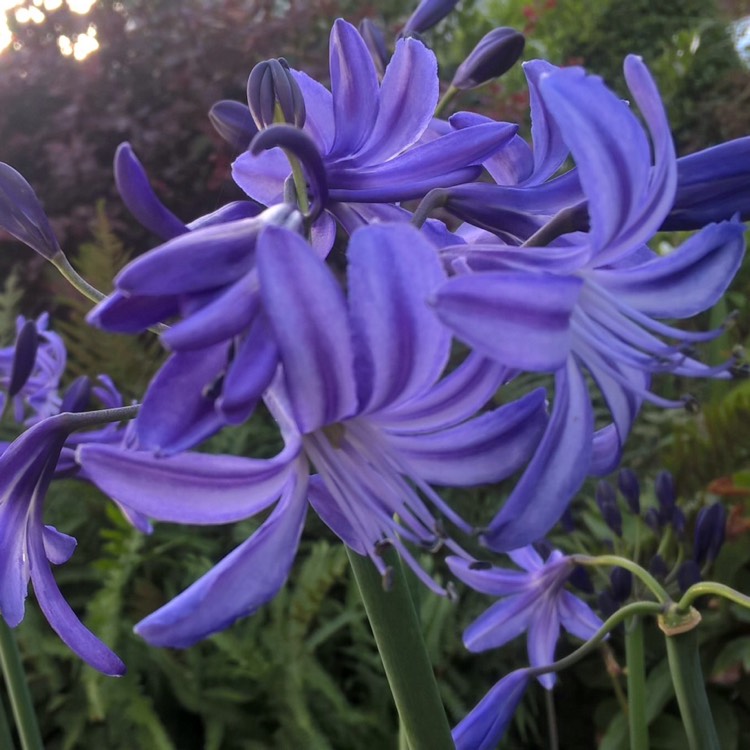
0;408;141;675
78;222;548;648
452;668;529;750
0;314;65;425
447;546;603;689
232;19;517;226
433;56;746;550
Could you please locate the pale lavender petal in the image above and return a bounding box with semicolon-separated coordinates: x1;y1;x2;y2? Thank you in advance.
434;271;581;371
527;596;560;689
186;201;261;231
0;498;30;626
308;475;367;554
483;357;593;551
354;36;438;165
446;556;529;596
77;439;299;524
389;388;547;486
42;525;77;565
592;220;746;318
506;545;544;571
453;669;529;750
328;19;379;158
135;468;308;648
258;226;357;432
28;524;124;675
114;143;187;240
463;593;535;652
589;424;621;477
558;590;603;641
292;71;334;154
484;132;535;185
348;223;449;412
231;147;289;205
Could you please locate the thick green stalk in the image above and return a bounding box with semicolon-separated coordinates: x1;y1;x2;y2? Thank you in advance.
0;689;17;750
346;548;454;750
625;616;648;750
0;621;43;750
664;626;719;750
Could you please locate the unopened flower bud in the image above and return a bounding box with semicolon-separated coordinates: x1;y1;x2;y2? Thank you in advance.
655;471;676;517
644;507;662;533
451;27;525;90
403;0;458;36
617;468;640;514
610;567;632;603
60;375;92;414
569;566;594;594
671;506;687;539
359;18;389;78
677;560;702;593
209;100;259;152
595;480;622;537
648;554;668;580
247;58;306;131
8;319;38;398
693;502;727;566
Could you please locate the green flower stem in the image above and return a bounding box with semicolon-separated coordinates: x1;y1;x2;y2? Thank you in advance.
529;601;664;680
434;85;458;118
572;555;671;604
0;621;43;750
0;688;17;750
346;548;454;750
664;626;720;750
285;152;310;216
625;616;648;750
677;581;750;613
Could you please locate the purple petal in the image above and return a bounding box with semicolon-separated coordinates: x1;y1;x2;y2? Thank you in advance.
483;357;593;551
558;590;603;641
388;388;547;486
452;669;529;750
186;201;262;231
42;525;77;565
292;71;335;154
347;223;449;412
78;439;299;524
208;100;259;152
592;220;746;318
403;0;459;35
231;147;289;205
28;523;124;675
354;36;438;165
134;468;308;647
258;226;356;432
463;593;535;652
0;498;30;627
328;19;379;158
86;290;179;333
135;344;230;453
526;597;560;689
114;143;187;240
434;271;581;371
308;475;367;554
589;423;622;477
446;556;529;596
0;163;61;260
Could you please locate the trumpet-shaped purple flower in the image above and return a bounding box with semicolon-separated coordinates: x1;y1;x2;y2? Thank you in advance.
233;20;516;221
0;314;65;425
447;547;603;689
433;56;745;550
0;409;141;675
78;222;548;648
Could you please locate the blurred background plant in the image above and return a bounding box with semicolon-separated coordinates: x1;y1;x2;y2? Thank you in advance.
0;0;749;747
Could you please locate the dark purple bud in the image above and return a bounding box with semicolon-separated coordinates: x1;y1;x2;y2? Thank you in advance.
60;375;92;414
671;507;687;539
597;590;617;620
114;143;186;241
359;19;389;78
655;471;676;516
403;0;459;35
569;566;594;595
694;502;727;566
7;320;38;398
610;568;632;603
251;125;328;219
644;507;662;533
247;58;306;131
596;480;622;537
451;27;525;90
0;163;62;260
648;554;669;580
617;468;641;514
677;560;702;593
208;100;259;152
